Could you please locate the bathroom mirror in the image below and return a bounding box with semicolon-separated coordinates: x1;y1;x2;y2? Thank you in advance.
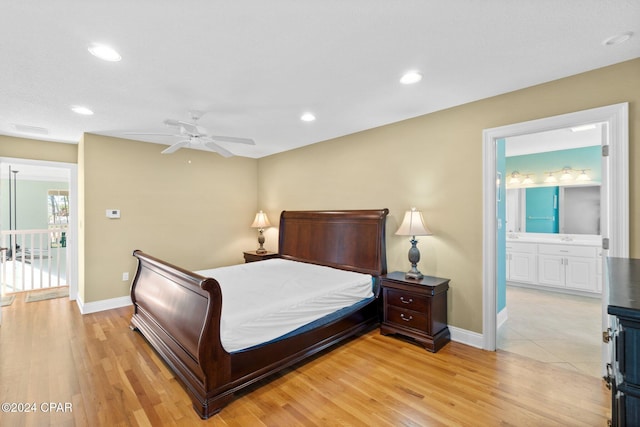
506;184;600;235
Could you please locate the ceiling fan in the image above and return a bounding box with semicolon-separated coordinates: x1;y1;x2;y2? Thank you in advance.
127;111;255;157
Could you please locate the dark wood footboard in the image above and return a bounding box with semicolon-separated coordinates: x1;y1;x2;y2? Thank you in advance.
130;250;232;416
130;209;389;418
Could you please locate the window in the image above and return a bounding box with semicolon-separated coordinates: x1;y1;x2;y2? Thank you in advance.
48;190;69;225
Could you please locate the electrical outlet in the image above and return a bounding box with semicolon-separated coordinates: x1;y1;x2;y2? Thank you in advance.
122;272;129;281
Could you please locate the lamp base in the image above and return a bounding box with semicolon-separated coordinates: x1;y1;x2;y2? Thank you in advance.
405;237;424;280
405;269;424;280
256;229;267;254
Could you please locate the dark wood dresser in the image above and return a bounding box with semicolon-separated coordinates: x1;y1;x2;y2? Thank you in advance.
380;271;450;352
606;257;640;426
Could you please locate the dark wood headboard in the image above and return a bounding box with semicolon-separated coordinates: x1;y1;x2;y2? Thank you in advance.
277;209;389;277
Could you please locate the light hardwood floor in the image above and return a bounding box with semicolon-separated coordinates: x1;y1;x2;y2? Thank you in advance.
0;292;610;426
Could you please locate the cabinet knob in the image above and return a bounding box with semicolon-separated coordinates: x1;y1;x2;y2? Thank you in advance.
400;296;413;304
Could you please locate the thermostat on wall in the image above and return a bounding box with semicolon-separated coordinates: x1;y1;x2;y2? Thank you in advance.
106;209;121;219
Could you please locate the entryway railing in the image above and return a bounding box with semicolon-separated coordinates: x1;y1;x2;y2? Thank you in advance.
0;227;68;295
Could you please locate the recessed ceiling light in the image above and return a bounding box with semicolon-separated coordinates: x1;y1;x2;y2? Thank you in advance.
570;124;597;132
400;71;422;85
71;106;94;115
88;43;122;62
603;31;633;46
300;112;316;122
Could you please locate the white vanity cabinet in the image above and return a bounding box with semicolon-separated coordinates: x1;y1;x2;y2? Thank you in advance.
505;242;537;284
537;244;599;293
506;238;602;295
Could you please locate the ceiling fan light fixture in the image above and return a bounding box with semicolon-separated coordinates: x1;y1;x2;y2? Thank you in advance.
88;43;122;62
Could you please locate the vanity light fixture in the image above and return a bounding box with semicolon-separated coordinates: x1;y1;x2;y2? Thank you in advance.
521;174;534;185
560;167;574;182
508;172;521;185
544;172;557;184
400;71;422;85
576;170;591;182
542;167;591;184
88;43;122;62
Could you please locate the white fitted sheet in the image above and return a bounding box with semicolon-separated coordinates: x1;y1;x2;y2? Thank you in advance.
196;258;373;352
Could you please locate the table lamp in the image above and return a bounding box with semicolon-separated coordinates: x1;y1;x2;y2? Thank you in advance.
395;207;432;280
251;210;271;254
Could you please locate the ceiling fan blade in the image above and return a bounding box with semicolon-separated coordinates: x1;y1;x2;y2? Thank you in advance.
208;135;255;145
163;119;201;135
204;141;235;158
161;140;190;154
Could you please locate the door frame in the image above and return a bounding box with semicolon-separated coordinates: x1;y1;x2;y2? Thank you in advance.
0;157;78;303
482;103;629;351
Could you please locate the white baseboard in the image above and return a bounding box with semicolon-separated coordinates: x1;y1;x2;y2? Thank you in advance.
449;325;484;349
76;295;132;314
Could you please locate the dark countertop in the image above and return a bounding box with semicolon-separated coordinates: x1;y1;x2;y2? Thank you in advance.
607;257;640;317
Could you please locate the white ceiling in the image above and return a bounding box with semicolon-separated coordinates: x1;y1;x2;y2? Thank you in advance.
505;123;603;157
1;1;638;159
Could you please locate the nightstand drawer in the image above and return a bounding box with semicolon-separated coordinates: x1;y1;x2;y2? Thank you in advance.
385;289;428;312
386;306;428;331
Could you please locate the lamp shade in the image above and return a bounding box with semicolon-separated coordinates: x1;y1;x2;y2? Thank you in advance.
251;210;271;228
395;208;432;236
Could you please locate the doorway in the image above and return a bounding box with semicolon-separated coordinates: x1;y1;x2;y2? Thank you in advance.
0;157;78;325
497;125;605;376
482;103;629;372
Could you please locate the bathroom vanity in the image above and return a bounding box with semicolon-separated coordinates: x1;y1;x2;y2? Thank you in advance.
506;234;602;295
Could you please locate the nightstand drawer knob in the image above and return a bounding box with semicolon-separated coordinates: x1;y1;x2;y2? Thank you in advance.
400;296;413;304
400;313;413;322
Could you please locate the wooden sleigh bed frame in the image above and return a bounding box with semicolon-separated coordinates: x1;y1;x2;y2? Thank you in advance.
130;209;388;418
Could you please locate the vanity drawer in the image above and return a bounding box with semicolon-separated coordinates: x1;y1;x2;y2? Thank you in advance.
385;289;428;312
505;242;537;253
538;244;597;258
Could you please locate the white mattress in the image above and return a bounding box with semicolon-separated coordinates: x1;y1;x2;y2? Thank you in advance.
196;258;373;352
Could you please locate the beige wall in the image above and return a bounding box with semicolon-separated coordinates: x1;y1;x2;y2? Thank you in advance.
0;136;77;163
258;58;640;333
79;134;258;302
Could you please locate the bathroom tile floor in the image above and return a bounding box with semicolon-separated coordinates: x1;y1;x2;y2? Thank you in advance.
498;285;603;378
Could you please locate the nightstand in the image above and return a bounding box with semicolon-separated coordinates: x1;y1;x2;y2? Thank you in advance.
243;251;279;263
380;271;450;352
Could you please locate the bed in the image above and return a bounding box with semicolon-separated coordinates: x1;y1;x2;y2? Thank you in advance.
129;209;388;418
